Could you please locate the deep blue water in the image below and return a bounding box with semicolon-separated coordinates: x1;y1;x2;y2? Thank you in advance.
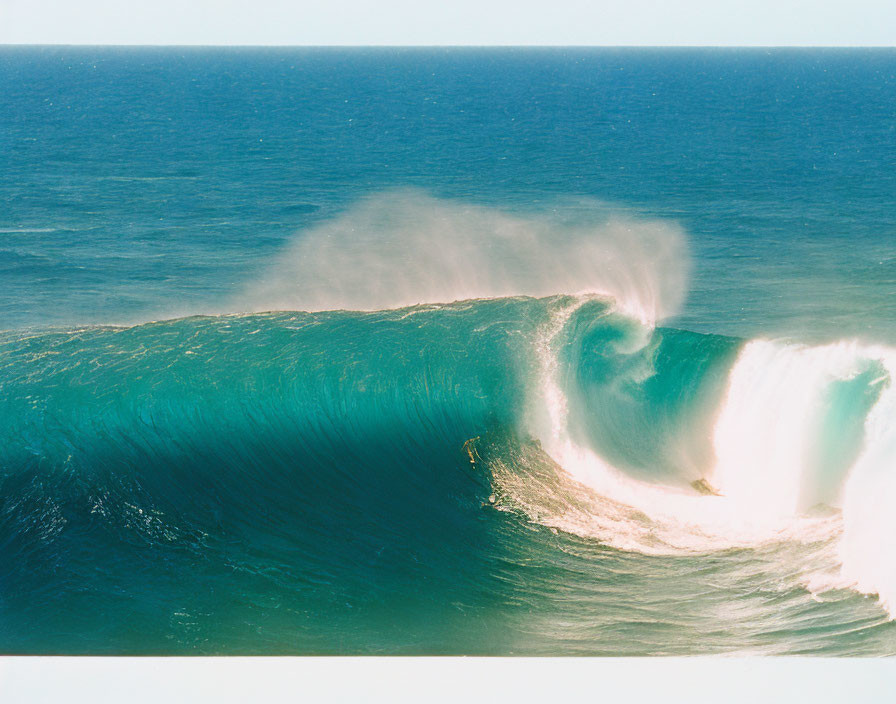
2;47;894;338
0;48;895;654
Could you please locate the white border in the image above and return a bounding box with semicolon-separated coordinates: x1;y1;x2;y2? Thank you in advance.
1;657;895;703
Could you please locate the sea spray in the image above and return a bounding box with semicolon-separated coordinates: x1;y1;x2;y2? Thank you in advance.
239;190;690;325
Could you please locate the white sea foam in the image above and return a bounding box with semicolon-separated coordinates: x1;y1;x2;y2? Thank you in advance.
0;228;58;233
838;349;896;616
709;340;870;518
240;189;690;325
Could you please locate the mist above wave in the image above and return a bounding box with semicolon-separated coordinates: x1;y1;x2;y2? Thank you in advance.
241;190;690;324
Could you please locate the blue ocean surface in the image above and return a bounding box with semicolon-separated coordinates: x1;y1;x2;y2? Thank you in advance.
0;47;895;654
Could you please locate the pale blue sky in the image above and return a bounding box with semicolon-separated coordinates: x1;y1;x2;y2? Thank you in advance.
1;0;894;46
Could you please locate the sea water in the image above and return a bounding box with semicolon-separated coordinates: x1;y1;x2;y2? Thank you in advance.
0;47;894;654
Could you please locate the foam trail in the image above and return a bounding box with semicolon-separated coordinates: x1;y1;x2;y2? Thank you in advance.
241;190;690;324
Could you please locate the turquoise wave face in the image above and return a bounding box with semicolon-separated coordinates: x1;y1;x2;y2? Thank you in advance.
2;296;894;654
560;301;741;484
0;297;542;653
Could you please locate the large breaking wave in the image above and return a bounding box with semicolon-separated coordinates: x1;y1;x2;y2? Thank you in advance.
1;192;894;653
2;298;895;620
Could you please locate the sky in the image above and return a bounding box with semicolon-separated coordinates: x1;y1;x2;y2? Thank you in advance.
0;0;895;46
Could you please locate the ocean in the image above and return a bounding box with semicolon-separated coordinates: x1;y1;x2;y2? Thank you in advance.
0;47;894;655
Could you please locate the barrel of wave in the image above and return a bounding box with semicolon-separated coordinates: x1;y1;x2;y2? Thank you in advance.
526;325;892;557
